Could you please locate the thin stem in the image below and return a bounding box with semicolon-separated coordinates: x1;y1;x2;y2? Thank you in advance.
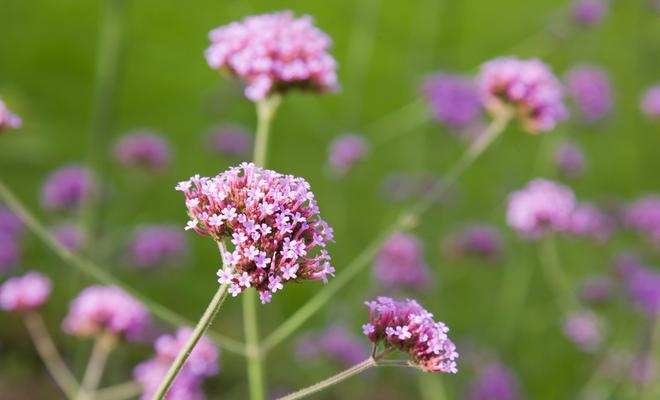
277;358;376;400
253;95;281;167
538;235;575;312
94;381;143;400
152;242;232;400
23;313;80;399
262;110;512;353
76;333;117;400
418;373;449;400
0;180;246;356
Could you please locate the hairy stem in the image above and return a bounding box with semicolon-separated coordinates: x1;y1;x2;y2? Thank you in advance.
23;313;80;399
76;333;117;400
94;381;143;400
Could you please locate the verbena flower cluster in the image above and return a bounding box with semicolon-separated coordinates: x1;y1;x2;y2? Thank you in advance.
422;73;481;129
327;134;368;176
41;165;95;212
641;85;660;118
567;202;614;242
373;232;432;291
565;65;612;123
207;125;253;157
447;224;503;261
362;297;458;373
0;272;51;312
623;265;660;318
177;162;334;304
468;362;520;400
624;195;660;245
562;310;604;352
130;225;187;268
572;0;608;26
0;99;22;132
0;207;23;273
296;325;368;367
205;11;338;101
477;57;567;133
114;132;171;171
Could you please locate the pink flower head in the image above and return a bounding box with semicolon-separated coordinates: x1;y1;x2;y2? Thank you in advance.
477;57;567;133
134;358;205;400
624;196;660;245
624;266;660;318
177;163;334;304
0;207;23;237
205;11;338;101
565;65;612;123
50;223;85;252
563;310;604;352
373;233;432;291
506;179;577;239
114;132;171;171
328;134;368;176
468;362;521;400
641;85;660;119
447;224;503;261
572;0;608;26
422;73;481;128
567;202;615;242
0;272;51;312
207;125;253;157
296;325;368;367
0;99;22;132
0;233;21;274
363;297;458;373
130;225;187;268
554;140;585;178
62;285;150;340
41;165;95;212
154;327;220;377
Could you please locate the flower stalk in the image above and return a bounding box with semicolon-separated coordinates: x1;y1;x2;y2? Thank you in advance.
76;332;117;400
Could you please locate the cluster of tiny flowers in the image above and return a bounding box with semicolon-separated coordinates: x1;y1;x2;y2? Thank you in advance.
0;99;22;132
373;233;432;291
130;225;187;268
0;207;23;273
562;310;604;352
641;85;660;119
134;327;220;400
565;65;612;123
205;11;338;101
0;272;51;312
41;165;95;212
506;179;576;239
572;0;608;26
554;140;585;178
0;207;23;237
477;57;567;133
177;163;334;304
567;203;614;242
623;196;660;245
422;73;481;129
296;325;368;367
62;285;150;340
207;125;253;157
446;224;503;261
50;222;85;252
468;362;521;400
362;297;458;373
579;275;615;305
623;265;660;318
327;134;368;176
114;132;171;171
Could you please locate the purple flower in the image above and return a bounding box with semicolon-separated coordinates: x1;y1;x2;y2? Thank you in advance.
567;203;614;242
114;132;171;171
62;285;150;340
295;325;368;367
363;297;458;373
641;85;660;119
563;310;604;352
447;224;503;261
613;252;645;280
129;225;187;268
327;134;368;176
207;125;253;157
41;165;95;212
154;327;220;377
554;140;585;178
0;272;51;312
477;57;567;133
177;163;334;303
0;207;23;237
579;275;615;305
0;233;21;274
0;99;22;132
373;232;432;291
623;196;660;245
205;12;338;101
506;179;576;239
565;65;612;123
134;358;205;400
572;0;608;26
624;266;660;318
468;362;521;400
50;223;85;252
422;74;481;128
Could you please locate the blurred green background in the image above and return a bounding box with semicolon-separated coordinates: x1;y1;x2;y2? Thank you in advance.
1;0;660;398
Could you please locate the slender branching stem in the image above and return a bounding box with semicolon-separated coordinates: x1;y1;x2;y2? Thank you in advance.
76;332;117;400
94;381;143;400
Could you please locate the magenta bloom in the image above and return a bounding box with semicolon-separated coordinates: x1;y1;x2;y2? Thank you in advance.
477;57;567;133
468;362;520;400
567;203;614;242
62;285;150;340
373;233;432;291
0;99;22;132
624;196;660;245
177;163;334;304
41;165;95;212
114;132;171;171
328;134;368;176
563;310;604;352
447;224;503;261
624;266;660;318
296;325;368;367
362;297;458;373
154;327;220;377
0;207;23;237
641;85;660;119
134;358;205;400
572;0;608;26
506;179;576;239
579;275;615;305
0;272;51;312
130;225;187;268
565;65;612;123
422;74;481;128
50;223;85;252
205;11;338;101
207;125;253;157
0;234;21;274
554;140;585;178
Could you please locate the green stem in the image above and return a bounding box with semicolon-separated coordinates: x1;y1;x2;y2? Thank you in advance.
253;95;281;168
261;110;513;353
152;242;232;400
418;373;449;400
94;381;143;400
76;333;117;400
538;235;575;312
0;180;246;355
23;313;80;399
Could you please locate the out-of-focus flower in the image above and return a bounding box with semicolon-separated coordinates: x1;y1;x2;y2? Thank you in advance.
0;234;20;274
154;327;220;377
327;134;368;176
0;272;51;312
506;179;576;239
129;225;187;269
205;11;338;101
563;310;604;352
50;223;85;252
623;196;660;245
565;65;612;123
572;0;608;26
373;233;432;291
477;57;567;133
446;224;503;261
554;140;585;178
630;354;657;385
579;275;615;305
613;252;645;280
134;358;205;400
641;85;660;119
41;165;95;212
468;362;521;400
177;163;334;304
0;99;22;132
623;266;660;318
0;207;23;237
207;125;253;157
114;132;171;171
295;325;368;367
362;297;458;373
422;74;481;128
63;285;150;340
567;203;614;242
